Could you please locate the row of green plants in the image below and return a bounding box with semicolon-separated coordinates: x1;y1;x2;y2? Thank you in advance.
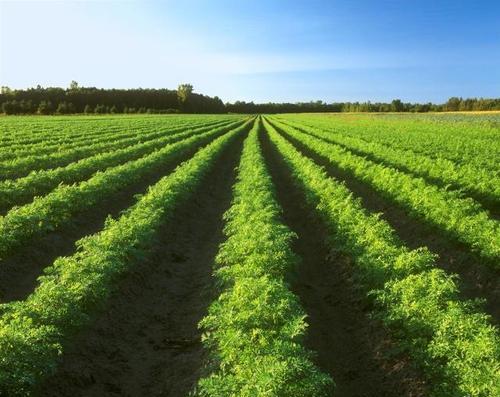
0;117;127;145
0;115;231;150
196;119;333;396
0;121;129;153
0;118;253;396
0;114;231;147
275;117;499;206
0;116;227;161
1;115;238;152
282;114;499;173
0;120;250;261
267;118;499;264
264;118;500;397
0;120;155;160
0;119;243;213
0;118;232;180
0;115;159;147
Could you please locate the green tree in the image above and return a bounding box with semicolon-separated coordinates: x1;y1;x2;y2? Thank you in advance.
56;102;69;114
177;83;193;112
2;100;20;115
445;97;462;111
37;100;54;115
391;99;404;112
94;104;106;114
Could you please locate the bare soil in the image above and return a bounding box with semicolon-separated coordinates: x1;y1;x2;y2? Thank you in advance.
0;141;213;303
260;130;429;397
288;122;499;218
277;126;500;325
36;133;244;397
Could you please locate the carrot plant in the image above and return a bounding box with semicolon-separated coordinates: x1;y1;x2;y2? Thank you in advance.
273;117;499;206
267;118;499;264
0;118;253;396
264;118;500;397
0;118;241;212
197;118;333;396
0;119;248;260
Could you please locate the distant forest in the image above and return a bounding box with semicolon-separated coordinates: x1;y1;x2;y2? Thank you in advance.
1;82;499;115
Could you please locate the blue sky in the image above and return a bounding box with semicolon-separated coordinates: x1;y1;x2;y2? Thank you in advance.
1;0;499;103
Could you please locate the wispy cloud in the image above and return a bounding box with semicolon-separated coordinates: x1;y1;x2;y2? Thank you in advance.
1;0;498;101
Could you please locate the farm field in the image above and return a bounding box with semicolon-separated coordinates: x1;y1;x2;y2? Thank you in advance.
0;113;499;397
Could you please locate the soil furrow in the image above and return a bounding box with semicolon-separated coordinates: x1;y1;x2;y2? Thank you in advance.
260;130;428;397
279;130;500;324
35;131;245;397
286;123;499;217
0;140;219;303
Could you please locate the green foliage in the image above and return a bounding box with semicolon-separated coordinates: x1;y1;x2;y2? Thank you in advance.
0;84;226;114
0;118;253;396
37;100;53;115
264;118;500;397
94;104;107;114
0;117;235;180
274;116;499;205
268;117;500;264
55;101;75;114
374;270;500;397
197;119;333;396
279;113;499;173
0;113;497;396
0;119;250;260
177;83;194;112
1;100;35;115
0;118;238;212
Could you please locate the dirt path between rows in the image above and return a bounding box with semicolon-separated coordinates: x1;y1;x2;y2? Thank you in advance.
36;133;245;397
0;138;220;303
281;121;499;218
0;120;232;216
260;130;428;397
276;125;500;325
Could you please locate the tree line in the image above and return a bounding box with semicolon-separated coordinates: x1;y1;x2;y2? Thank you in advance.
1;82;499;115
0;83;224;115
226;98;500;113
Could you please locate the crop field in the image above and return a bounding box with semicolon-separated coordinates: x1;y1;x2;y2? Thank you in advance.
0;113;499;397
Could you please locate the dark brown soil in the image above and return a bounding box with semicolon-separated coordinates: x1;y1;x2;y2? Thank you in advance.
0;119;232;215
282;121;499;218
36;132;245;397
0;137;219;303
260;129;429;397
273;123;500;325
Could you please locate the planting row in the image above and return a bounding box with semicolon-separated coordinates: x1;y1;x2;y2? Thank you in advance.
197;119;333;396
267;118;500;264
0;119;251;262
0;118;237;180
0;115;233;147
0;116;151;147
264;118;500;397
281;114;499;172
275;117;499;206
0;119;245;213
0;116;224;161
0;118;254;396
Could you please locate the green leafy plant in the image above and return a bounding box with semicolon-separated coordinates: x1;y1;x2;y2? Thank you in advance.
264;117;500;397
197;118;333;396
0;118;253;396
